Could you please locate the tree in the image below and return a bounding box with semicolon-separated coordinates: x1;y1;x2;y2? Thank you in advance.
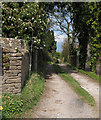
2;2;52;73
72;3;90;69
62;38;69;62
2;2;50;47
48;3;77;63
86;2;101;71
72;2;101;71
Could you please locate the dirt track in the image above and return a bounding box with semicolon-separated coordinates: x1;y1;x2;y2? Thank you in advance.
59;64;100;112
29;64;98;118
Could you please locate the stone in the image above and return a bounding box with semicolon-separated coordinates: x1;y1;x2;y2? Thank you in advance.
18;73;21;77
6;73;18;77
15;83;21;88
0;38;30;94
17;66;22;70
13;89;21;94
10;60;22;66
9;49;17;53
9;66;17;70
5;70;21;74
10;53;22;57
6;78;21;83
10;57;22;60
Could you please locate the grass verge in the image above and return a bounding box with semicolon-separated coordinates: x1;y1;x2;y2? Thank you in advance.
66;63;101;84
2;73;45;118
53;64;96;106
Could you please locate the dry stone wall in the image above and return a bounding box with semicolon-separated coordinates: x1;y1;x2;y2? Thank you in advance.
0;38;30;94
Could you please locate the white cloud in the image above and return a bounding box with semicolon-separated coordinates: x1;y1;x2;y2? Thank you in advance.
55;34;67;43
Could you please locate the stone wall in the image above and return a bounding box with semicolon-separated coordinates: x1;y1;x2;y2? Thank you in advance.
0;38;30;94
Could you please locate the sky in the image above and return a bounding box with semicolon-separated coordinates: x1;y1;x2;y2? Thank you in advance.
54;31;67;53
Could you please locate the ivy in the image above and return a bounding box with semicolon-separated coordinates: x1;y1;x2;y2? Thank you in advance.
87;2;101;71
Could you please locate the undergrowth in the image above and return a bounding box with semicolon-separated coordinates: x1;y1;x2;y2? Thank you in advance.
2;73;45;118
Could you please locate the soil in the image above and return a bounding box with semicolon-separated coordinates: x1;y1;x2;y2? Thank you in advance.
29;64;99;118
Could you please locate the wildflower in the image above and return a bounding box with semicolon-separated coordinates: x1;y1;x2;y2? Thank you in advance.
8;96;10;99
0;106;3;111
9;16;11;19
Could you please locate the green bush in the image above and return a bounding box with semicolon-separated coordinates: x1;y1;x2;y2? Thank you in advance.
2;94;23;118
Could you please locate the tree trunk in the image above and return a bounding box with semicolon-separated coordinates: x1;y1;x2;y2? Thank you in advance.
34;49;37;72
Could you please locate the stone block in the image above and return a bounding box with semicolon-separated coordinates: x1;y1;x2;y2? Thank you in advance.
10;60;22;66
9;66;17;70
17;66;22;70
6;78;21;83
10;53;22;57
10;57;22;60
13;89;21;94
6;70;21;74
15;83;21;88
6;73;18;77
18;73;21;77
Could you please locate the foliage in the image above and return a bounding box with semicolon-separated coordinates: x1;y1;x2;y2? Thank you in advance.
72;3;101;71
3;55;10;69
2;73;45;118
53;64;95;106
2;94;23;118
2;2;50;50
3;55;9;63
72;3;89;70
44;30;56;54
86;2;101;71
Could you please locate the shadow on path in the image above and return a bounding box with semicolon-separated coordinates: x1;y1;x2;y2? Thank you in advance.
45;64;55;79
59;63;78;74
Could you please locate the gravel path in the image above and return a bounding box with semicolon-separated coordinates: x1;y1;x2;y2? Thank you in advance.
30;64;98;118
59;64;100;115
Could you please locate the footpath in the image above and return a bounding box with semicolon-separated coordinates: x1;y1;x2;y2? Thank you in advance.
59;64;100;115
29;64;98;118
